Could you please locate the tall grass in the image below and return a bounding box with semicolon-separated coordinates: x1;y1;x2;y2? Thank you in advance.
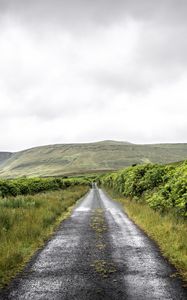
0;185;88;288
106;188;187;283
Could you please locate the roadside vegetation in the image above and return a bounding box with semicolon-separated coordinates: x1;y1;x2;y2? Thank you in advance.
0;176;89;198
100;161;187;281
0;179;89;288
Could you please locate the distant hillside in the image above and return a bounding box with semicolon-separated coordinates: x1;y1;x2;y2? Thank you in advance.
0;152;13;166
0;141;187;178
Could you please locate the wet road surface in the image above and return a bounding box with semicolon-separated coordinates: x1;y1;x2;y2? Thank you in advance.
1;188;187;299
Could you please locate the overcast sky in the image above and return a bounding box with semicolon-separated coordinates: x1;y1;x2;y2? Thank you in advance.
0;0;187;151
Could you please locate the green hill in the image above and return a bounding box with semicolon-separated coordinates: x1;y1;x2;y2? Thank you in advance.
0;152;12;166
0;141;187;178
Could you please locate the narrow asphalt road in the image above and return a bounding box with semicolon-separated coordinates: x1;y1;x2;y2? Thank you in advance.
1;187;187;299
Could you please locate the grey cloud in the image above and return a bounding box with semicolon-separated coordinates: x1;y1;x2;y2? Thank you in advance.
1;0;187;30
0;0;187;150
87;70;151;94
138;22;187;66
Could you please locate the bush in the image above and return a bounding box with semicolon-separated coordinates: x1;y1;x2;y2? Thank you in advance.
0;177;90;198
101;161;187;217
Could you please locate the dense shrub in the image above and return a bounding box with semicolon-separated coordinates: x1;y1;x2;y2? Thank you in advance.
0;177;90;198
101;162;187;217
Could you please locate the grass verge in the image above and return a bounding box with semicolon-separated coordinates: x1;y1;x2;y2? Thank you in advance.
105;188;187;283
0;185;88;288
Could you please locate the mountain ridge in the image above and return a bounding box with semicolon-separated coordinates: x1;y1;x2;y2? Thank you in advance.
0;140;187;178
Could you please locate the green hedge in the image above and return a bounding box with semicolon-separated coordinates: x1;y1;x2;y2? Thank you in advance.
101;162;187;217
0;177;90;198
